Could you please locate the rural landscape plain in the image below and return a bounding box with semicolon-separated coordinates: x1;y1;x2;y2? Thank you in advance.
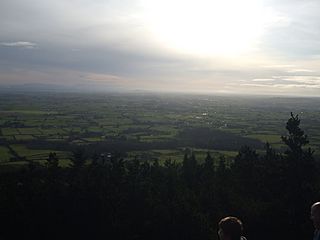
1;92;320;167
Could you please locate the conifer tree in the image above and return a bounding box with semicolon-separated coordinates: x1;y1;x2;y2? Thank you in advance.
47;152;59;169
281;113;316;239
281;112;309;155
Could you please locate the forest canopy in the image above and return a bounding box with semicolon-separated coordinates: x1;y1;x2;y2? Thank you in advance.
0;113;318;240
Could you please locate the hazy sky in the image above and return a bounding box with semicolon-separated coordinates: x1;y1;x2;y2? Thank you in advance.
1;0;320;95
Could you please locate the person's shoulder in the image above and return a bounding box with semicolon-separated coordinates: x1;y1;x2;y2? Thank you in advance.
241;237;247;240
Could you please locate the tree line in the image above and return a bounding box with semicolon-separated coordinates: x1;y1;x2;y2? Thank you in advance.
0;113;319;240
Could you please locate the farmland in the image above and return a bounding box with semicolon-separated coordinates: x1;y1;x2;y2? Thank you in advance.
0;92;320;166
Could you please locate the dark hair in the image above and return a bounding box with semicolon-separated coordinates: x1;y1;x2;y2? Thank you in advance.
219;216;243;240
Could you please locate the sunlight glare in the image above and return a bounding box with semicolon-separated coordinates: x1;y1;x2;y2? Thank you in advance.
141;0;274;56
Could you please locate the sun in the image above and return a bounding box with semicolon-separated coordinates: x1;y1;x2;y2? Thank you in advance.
140;0;272;56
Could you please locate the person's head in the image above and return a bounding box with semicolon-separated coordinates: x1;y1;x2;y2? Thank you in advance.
311;202;320;229
218;216;243;240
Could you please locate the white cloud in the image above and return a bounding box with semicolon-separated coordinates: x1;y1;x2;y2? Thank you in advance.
85;73;132;85
286;69;315;73
252;78;275;82
0;41;37;49
240;83;320;89
273;84;320;89
277;75;320;84
240;83;272;88
262;64;295;68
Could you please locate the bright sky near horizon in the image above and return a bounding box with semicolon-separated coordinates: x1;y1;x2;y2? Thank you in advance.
0;0;320;95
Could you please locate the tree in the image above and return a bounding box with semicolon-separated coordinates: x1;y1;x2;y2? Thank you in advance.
182;150;198;187
47;152;59;169
281;112;309;155
204;152;214;169
281;113;316;239
70;147;86;169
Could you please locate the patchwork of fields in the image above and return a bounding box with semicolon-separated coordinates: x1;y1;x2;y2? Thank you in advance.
1;92;320;166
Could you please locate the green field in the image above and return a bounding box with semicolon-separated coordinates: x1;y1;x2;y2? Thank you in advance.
246;134;281;144
0;93;320;165
0;146;12;162
2;128;19;135
14;135;35;141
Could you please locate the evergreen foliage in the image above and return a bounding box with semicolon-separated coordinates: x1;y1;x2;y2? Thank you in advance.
0;114;319;240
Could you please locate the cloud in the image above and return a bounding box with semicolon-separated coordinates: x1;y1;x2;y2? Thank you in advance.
277;75;320;85
252;78;276;82
241;83;320;89
273;84;320;89
259;0;320;57
286;68;315;73
0;0;320;96
241;73;320;92
0;41;37;49
262;64;296;69
84;73;133;86
248;74;320;89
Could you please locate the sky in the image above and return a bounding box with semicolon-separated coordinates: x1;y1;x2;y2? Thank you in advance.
0;0;320;96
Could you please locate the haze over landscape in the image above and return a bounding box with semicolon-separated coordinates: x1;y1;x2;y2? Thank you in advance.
1;0;320;95
2;1;320;239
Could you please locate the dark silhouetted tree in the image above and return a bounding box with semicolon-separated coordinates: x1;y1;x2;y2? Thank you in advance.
281;112;316;239
47;152;59;169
